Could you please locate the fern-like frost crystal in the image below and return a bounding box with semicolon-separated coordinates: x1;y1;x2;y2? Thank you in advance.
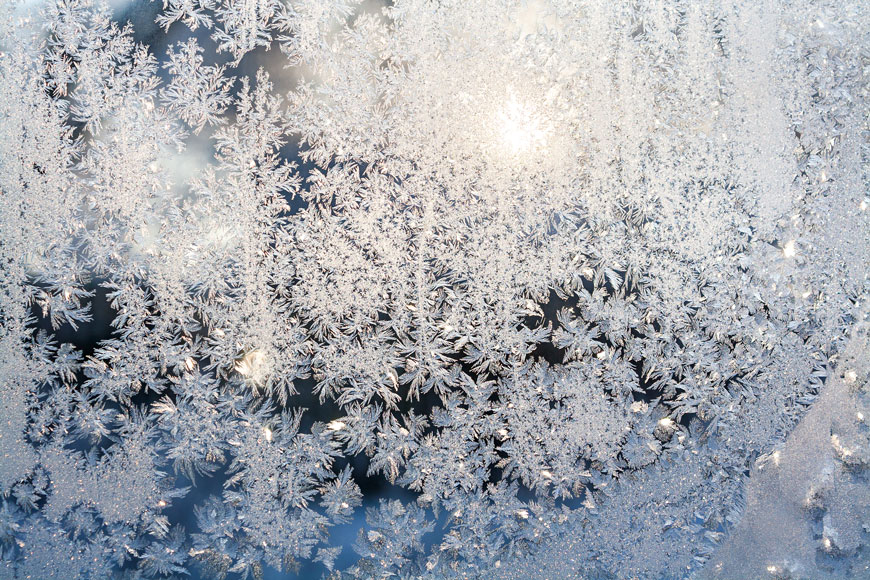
0;0;868;578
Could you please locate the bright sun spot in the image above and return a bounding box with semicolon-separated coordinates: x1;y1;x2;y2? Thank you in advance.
496;96;549;155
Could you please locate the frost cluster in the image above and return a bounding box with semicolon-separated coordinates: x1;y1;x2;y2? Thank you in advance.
0;0;868;579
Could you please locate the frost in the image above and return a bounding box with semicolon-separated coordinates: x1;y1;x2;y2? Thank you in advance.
160;38;235;134
0;0;868;578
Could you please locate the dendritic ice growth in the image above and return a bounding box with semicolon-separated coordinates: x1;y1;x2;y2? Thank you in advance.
0;1;868;579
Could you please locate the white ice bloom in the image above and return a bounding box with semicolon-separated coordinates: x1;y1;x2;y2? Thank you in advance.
0;0;867;579
234;349;270;384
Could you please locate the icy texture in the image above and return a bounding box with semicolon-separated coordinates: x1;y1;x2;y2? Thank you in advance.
0;1;868;579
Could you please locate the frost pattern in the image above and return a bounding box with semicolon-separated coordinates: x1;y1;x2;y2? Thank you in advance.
0;0;868;579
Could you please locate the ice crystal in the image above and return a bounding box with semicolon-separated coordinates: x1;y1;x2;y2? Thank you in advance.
0;0;868;578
